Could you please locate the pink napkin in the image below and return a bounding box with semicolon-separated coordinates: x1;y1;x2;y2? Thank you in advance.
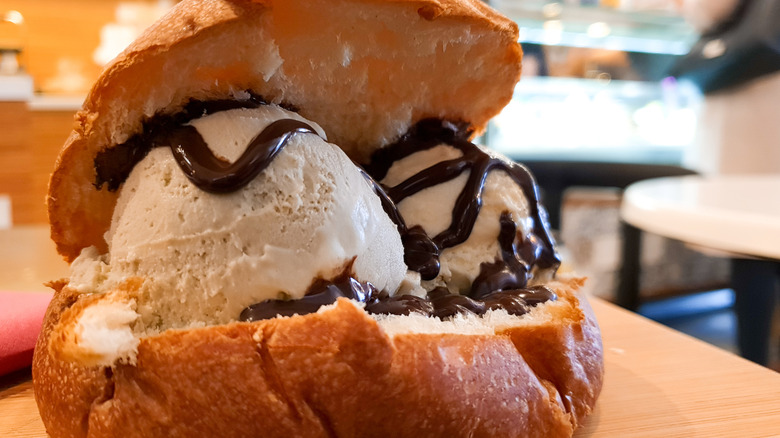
0;291;53;376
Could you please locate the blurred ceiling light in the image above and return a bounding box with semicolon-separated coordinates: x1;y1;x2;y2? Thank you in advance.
542;2;563;19
702;38;726;59
3;10;24;25
543;20;563;32
587;22;611;39
542;19;563;45
596;72;612;84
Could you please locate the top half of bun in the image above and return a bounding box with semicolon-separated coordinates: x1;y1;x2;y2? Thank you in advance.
47;0;523;262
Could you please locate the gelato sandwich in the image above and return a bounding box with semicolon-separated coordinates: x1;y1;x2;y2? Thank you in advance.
33;0;604;437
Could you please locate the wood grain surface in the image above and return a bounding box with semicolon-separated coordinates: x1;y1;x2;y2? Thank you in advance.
576;300;780;437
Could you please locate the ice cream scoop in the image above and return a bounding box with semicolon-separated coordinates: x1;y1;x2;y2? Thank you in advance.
68;102;409;333
366;119;560;297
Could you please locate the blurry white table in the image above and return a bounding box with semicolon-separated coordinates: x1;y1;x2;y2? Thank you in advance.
621;174;780;365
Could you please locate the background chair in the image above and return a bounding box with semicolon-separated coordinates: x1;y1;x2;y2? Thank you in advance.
516;160;701;310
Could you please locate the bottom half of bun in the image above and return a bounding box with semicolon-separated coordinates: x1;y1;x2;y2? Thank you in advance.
33;277;603;438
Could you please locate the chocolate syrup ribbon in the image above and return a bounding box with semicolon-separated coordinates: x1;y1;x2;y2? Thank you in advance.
166;119;316;193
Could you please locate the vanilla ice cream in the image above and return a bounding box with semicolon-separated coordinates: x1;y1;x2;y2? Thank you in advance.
69;104;409;330
370;120;559;296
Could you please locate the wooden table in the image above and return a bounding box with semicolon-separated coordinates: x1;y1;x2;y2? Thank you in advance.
621;175;780;365
2;226;780;437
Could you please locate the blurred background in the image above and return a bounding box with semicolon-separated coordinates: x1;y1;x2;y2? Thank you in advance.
0;0;778;367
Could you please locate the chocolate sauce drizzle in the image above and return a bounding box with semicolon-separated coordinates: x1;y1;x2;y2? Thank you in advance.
240;268;436;322
166;119;316;192
94;94;276;192
365;119;560;285
239;263;556;322
92;97;559;322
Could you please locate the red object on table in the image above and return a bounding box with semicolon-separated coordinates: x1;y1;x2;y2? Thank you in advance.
0;291;53;375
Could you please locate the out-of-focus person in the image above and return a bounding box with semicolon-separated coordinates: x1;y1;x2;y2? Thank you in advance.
673;0;780;174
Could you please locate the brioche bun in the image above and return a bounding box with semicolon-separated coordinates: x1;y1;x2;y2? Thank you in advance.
47;0;522;262
35;0;603;437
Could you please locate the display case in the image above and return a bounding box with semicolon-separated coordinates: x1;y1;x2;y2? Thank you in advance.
485;0;702;164
488;76;700;163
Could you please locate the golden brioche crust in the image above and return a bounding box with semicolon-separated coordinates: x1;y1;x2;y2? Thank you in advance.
33;278;603;438
35;3;605;437
47;0;522;262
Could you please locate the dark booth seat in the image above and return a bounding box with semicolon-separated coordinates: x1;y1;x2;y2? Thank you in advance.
516;159;699;311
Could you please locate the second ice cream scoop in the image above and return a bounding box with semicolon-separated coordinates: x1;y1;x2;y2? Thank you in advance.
367;119;560;296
